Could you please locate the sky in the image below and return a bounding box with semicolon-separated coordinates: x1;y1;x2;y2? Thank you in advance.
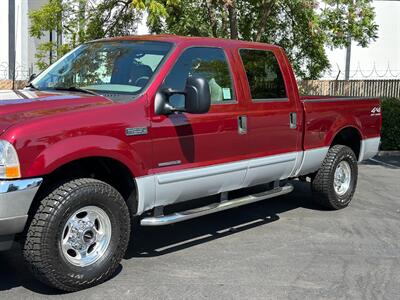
323;0;400;79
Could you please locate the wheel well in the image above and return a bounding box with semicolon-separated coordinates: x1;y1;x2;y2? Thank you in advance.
331;127;361;159
34;157;138;216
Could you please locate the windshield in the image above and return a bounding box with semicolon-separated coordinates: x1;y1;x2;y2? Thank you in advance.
31;40;173;100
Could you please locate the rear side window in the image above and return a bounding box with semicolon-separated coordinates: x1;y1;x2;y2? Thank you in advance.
163;47;235;106
239;49;287;100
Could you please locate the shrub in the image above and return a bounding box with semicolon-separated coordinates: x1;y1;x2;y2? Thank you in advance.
381;98;400;150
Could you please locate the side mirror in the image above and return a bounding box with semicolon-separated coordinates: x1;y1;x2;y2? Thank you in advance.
28;73;36;83
155;77;211;115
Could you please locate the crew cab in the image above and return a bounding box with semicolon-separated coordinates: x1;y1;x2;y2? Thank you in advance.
0;35;381;291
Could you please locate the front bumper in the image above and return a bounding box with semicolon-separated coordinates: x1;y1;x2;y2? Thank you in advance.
0;178;42;250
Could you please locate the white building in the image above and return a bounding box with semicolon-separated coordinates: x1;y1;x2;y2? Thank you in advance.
0;0;48;80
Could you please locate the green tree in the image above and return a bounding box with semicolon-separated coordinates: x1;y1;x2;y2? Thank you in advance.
29;0;142;70
135;0;378;79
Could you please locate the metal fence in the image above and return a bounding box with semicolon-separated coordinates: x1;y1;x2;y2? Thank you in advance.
0;62;31;81
0;61;31;90
300;80;400;98
0;80;27;90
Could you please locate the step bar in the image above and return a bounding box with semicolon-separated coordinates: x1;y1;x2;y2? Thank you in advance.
140;184;294;226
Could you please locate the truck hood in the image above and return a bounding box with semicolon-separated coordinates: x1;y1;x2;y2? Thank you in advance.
0;90;114;135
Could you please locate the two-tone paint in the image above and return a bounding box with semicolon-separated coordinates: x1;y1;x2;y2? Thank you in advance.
0;35;381;218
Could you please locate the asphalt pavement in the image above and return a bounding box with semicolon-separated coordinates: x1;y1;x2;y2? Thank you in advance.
1;157;399;299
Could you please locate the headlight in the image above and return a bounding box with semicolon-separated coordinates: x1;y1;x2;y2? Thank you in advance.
0;140;21;179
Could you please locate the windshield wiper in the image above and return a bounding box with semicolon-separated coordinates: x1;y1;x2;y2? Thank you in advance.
53;86;99;96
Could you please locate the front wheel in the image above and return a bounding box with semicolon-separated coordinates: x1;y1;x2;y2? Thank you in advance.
311;145;358;210
23;178;130;292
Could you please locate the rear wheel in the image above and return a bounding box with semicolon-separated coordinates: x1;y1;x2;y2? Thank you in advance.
23;178;130;291
311;145;358;210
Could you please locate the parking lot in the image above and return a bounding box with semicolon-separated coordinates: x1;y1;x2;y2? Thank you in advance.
0;156;399;299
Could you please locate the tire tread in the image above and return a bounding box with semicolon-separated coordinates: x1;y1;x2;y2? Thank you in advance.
23;178;130;292
312;145;358;210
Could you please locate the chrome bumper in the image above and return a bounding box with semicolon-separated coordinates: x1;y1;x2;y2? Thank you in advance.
0;178;42;250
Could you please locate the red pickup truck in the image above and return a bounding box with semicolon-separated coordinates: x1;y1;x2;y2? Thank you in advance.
0;35;381;291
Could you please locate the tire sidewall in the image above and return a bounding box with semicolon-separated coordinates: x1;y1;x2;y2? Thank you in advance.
45;181;129;286
329;147;358;208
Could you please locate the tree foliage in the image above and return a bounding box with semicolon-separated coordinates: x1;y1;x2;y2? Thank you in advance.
29;0;142;70
29;0;378;78
136;0;378;79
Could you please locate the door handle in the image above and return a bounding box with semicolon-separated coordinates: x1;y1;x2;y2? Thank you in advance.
289;112;297;129
238;115;247;135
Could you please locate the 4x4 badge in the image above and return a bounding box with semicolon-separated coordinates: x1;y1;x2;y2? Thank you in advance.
125;127;148;136
370;107;381;116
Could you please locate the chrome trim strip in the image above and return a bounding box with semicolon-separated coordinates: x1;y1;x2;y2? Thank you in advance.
141;184;294;226
0;178;43;194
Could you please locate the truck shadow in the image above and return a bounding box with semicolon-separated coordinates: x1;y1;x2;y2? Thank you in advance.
125;180;320;259
0;180;323;295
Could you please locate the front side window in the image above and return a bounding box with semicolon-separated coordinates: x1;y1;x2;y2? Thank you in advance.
239;49;287;100
163;47;235;106
32;41;172;100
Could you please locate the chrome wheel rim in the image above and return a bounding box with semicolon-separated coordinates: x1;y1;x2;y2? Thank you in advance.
334;161;352;196
61;206;112;267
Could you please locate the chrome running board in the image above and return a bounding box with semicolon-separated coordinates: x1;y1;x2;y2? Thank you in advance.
140;184;294;226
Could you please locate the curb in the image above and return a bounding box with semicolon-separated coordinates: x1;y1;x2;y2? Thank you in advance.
377;151;400;157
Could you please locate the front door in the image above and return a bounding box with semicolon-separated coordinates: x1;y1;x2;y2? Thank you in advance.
150;46;248;207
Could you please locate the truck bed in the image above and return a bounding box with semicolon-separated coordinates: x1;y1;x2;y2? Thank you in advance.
300;95;381;157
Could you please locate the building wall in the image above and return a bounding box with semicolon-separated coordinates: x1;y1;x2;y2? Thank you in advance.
27;0;49;75
0;1;9;78
0;0;48;80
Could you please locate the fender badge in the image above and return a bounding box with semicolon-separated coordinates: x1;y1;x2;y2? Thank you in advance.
370;106;381;116
126;127;148;136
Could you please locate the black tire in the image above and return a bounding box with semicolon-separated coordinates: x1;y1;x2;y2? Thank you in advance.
311;145;358;210
23;178;130;292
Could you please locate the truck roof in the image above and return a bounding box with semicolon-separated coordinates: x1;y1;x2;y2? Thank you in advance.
95;34;282;50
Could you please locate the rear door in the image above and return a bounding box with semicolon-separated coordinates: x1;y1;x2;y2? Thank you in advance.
235;47;303;186
150;46;248;207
